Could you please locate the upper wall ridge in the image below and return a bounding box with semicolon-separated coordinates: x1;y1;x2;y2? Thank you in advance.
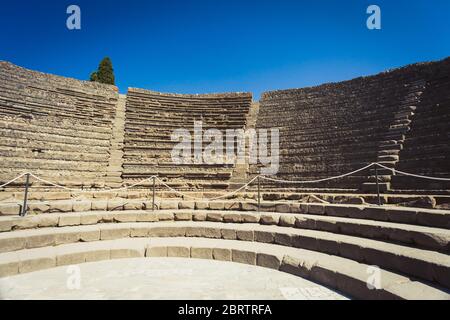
260;56;450;99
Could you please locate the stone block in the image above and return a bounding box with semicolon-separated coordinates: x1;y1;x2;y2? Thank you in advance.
167;246;190;257
241;213;260;223
179;201;195;209
146;246;168;257
80;212;100;225
35;215;59;227
174;211;192;221
275;203;291;213
279;215;296;227
206;212;223;222
260;214;279;225
136;212;158;222
18;250;56;274
100;225;130;240
213;248;231;261
91;200;108;211
160;200;179;210
144;201;160;210
209;202;225;210
191;247;213;259
195;202;209;210
221;228;236;240
124;201;144;210
49;201;73;213
73;201;91;212
157;212;174;221
224;201;241;210
232;249;256;265
255;230;275;243
27;203;50;214
107;200;125;211
308;204;325;215
257;253;282;269
58;213;81;226
192;212;207;221
223;213;241;223
236;230;254;241
241;202;258;211
0;252;19;277
114;212;137;222
203;227;222;239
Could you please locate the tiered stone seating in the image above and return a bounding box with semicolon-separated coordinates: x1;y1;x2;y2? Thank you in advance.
0;62;119;189
253;58;450;195
1;203;449;299
391;59;450;191
123;88;252;190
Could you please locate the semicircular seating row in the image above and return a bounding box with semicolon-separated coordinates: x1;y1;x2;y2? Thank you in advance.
252;58;450;193
0;202;449;300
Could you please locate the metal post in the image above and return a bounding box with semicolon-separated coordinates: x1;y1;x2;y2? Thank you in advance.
21;173;30;217
152;176;156;211
375;167;381;206
257;176;261;212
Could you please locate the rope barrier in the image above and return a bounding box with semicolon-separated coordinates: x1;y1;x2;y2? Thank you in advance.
0;172;29;188
1;173;159;193
156;175;260;201
375;163;450;181
0;162;449;200
259;163;377;184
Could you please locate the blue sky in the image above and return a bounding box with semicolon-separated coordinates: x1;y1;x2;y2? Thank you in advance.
1;0;449;99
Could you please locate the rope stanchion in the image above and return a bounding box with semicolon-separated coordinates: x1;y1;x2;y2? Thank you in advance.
152;176;156;211
20;173;30;217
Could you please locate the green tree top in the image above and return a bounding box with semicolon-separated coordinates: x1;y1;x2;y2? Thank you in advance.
90;57;115;85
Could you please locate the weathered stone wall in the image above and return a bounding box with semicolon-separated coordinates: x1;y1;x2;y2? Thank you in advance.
1;58;448;193
123;88;252;190
0;62;119;188
255;57;450;192
391;58;450;190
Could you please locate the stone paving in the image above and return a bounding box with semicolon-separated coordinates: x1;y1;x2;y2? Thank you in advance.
0;257;348;300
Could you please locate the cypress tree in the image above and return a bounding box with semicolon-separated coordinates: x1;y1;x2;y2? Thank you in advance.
89;57;115;85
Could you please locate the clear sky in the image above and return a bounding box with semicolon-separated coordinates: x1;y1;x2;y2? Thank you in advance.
1;0;449;99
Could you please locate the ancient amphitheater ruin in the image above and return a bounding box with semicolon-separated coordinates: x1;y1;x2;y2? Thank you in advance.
0;58;449;299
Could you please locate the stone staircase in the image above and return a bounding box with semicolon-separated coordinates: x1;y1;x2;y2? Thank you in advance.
228;102;260;189
363;79;427;192
105;94;126;188
0;202;449;299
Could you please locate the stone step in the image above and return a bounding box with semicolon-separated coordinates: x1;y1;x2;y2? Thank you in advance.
0;229;448;299
368;175;392;182
361;182;391;192
1;209;449;253
377;155;399;162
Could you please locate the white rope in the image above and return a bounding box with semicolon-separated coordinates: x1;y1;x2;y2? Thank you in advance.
375;163;450;181
156;176;259;201
2;160;448;201
260;163;376;184
0;172;30;188
28;173;159;193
